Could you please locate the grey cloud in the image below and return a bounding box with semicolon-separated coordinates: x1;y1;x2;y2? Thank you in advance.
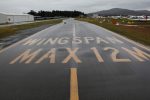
0;0;150;14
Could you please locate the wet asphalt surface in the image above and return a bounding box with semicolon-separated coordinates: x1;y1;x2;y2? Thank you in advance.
0;24;51;50
0;19;150;100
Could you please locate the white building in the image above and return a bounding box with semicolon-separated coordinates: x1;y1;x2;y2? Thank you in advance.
0;13;34;24
128;15;150;21
92;14;99;18
111;16;122;19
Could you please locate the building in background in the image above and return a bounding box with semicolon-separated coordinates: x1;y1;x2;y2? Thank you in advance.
128;15;150;21
0;13;34;24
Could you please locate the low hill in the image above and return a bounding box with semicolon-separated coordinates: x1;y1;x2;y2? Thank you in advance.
89;8;150;16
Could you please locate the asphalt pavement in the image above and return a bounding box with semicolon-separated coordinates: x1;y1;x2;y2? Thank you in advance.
0;18;150;100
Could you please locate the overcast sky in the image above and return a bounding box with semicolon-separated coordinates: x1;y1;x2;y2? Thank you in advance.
0;0;150;14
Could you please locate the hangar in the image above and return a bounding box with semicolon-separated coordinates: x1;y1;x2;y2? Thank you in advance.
0;13;34;24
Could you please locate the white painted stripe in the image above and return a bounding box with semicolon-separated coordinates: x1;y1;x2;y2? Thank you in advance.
73;23;76;37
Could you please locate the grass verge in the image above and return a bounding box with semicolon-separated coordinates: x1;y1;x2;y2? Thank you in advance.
0;19;62;39
77;18;150;46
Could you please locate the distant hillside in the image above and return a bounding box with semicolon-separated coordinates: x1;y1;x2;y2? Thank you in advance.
89;8;150;16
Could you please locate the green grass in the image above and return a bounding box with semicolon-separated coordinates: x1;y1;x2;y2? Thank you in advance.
77;18;150;46
0;19;62;39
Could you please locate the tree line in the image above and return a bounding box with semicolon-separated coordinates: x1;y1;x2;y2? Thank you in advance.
28;10;86;17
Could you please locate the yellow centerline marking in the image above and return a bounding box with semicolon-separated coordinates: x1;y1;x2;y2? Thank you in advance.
70;68;79;100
